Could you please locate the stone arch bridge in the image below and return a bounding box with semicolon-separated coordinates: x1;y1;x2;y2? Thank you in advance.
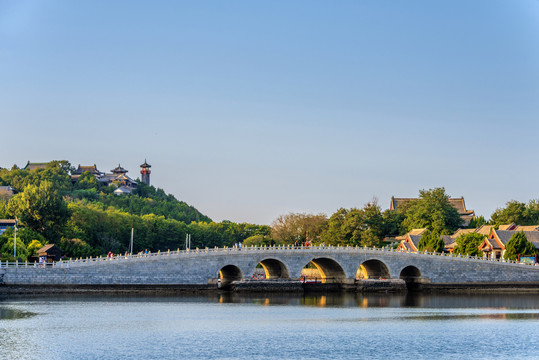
2;246;539;290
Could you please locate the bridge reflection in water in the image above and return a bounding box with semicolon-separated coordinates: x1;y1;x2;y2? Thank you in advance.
214;292;539;312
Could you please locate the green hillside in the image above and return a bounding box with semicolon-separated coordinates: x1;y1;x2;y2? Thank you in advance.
0;161;269;260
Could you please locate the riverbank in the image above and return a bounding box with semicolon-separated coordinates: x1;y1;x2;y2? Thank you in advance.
2;279;539;295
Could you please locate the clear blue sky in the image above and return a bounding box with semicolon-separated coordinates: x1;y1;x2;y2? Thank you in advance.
1;1;538;224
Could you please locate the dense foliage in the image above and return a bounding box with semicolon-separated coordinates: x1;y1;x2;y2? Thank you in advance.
490;200;539;226
401;188;463;234
503;231;535;260
320;201;400;247
453;233;485;256
271;213;328;245
271;200;406;248
2;161;537;261
0;161;268;260
417;230;445;253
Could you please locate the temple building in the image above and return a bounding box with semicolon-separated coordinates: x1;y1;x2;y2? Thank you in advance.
140;160;151;185
23;161;48;171
71;164;104;181
71;163;139;193
100;164;137;189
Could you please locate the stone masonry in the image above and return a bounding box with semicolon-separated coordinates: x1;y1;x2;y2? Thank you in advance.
1;246;538;287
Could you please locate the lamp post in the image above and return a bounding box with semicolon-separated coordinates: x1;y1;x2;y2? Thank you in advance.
13;218;18;260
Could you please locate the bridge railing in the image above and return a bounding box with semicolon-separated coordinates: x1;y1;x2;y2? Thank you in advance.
1;244;537;269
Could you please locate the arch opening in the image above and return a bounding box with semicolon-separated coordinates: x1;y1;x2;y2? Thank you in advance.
356;259;390;280
302;257;346;283
254;258;290;280
219;265;243;286
399;266;422;290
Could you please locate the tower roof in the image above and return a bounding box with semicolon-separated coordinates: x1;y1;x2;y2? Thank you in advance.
72;164;102;175
111;164;128;174
140;159;151;168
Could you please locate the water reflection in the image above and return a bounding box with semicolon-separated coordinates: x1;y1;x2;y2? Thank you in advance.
0;307;35;320
1;292;538;360
2;292;539;310
215;292;539;310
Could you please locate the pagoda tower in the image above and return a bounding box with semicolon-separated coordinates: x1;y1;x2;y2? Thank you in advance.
140;160;151;185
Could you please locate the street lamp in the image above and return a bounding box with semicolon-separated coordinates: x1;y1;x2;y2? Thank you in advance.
13;218;18;260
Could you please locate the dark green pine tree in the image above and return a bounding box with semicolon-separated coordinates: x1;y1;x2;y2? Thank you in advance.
504;231;535;260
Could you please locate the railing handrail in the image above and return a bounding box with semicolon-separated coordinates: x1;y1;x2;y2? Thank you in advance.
1;245;537;269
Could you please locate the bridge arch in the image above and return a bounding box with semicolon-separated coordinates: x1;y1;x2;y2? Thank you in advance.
257;258;290;279
356;259;391;279
219;265;243;286
307;257;347;283
399;265;422;290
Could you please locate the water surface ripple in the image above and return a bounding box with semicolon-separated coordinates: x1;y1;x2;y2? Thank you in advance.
0;293;538;360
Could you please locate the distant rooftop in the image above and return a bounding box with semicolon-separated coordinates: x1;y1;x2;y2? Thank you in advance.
23;161;48;171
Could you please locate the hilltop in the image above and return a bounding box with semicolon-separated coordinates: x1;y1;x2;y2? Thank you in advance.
0;161;269;260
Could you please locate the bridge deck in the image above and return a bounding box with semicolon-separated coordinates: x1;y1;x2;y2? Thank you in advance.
1;245;537;270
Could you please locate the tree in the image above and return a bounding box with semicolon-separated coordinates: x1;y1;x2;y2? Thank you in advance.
467;215;487;229
322;208;348;246
402;188;463;235
271;213;328;245
381;209;406;236
7;181;70;241
504;231;534;260
27;240;44;257
243;235;275;247
0;228;28;261
321;200;388;247
417;230;444;253
74;171;100;190
490;201;527;226
490;200;539;226
453;232;485;256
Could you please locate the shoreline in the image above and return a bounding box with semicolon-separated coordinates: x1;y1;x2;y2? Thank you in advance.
2;281;539;296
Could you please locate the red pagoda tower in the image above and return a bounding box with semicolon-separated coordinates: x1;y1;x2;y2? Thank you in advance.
140;160;151;185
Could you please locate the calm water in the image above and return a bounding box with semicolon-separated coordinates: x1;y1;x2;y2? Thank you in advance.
0;293;538;360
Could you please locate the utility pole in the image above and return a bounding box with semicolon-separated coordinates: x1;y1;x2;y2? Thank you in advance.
130;227;134;255
13;218;18;260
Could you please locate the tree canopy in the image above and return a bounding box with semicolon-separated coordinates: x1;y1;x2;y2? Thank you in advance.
271;213;328;245
7;181;69;241
453;232;485;256
417;230;445;253
504;231;535;260
0;160;267;259
401;187;463;235
490;200;539;226
321;201;400;247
